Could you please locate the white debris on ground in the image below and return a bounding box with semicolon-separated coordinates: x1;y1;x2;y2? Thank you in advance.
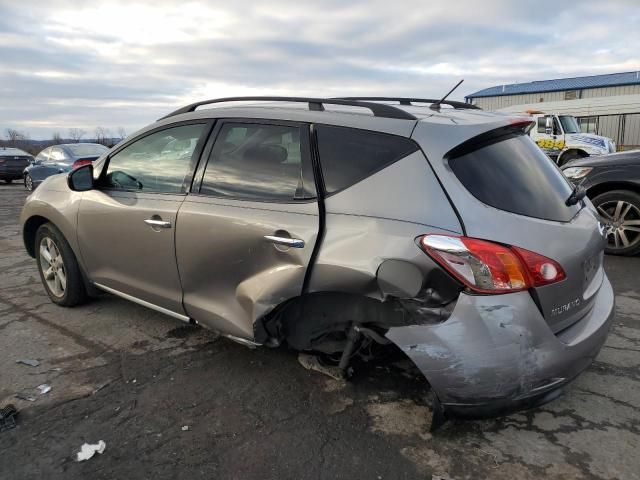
37;384;51;395
181;425;189;431
15;359;40;367
76;441;106;462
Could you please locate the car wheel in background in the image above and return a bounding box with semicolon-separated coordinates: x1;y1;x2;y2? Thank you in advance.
24;174;33;191
35;222;88;306
593;189;640;256
4;179;12;184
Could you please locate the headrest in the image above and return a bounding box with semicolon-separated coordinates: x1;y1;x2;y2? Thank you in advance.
243;144;288;164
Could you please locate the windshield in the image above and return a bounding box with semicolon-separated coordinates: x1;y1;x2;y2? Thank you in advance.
67;144;109;157
558;115;581;134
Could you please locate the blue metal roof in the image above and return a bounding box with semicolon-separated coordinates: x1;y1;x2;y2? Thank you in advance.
466;71;640;98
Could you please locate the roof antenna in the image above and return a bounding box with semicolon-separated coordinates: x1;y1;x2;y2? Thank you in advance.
430;79;464;111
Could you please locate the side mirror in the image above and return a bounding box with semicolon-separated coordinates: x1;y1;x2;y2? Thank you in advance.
67;164;94;191
545;116;553;135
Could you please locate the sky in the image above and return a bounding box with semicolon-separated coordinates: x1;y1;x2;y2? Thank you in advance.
1;0;639;139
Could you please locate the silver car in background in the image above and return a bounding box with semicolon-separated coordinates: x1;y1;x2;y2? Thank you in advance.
20;97;614;422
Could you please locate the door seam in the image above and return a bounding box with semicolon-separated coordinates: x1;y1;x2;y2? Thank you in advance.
302;124;326;295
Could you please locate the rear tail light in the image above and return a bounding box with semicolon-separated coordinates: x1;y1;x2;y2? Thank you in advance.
418;235;565;294
71;159;92;170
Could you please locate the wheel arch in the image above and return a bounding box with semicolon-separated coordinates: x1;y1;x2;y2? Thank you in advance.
558;148;588;165
587;181;640;200
23;215;50;257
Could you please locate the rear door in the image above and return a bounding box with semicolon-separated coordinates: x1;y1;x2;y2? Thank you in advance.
445;131;606;332
77;122;210;316
176;120;319;339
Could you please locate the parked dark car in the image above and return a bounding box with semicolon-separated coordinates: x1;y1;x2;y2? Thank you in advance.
563;150;640;256
24;143;109;191
0;147;34;184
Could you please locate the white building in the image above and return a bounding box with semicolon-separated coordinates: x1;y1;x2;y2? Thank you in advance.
465;72;640;150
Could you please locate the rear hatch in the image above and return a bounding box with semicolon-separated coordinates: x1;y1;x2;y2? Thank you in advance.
445;126;606;333
0;155;31;174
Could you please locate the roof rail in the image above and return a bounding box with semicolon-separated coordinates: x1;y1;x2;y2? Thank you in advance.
158;96;418;121
334;97;481;110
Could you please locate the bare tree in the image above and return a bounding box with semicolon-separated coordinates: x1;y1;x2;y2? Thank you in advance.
52;132;62;144
6;128;26;144
117;127;127;140
94;126;106;145
68;128;86;143
5;128;29;147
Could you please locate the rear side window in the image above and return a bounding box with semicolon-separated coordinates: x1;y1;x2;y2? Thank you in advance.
200;123;315;201
315;126;418;194
449;135;578;222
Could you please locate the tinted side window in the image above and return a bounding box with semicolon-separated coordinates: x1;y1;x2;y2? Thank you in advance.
200;123;315;201
315;126;418;194
449;135;578;222
104;124;204;193
537;117;547;134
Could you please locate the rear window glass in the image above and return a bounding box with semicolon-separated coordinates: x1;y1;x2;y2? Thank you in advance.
315;126;418;194
67;144;108;157
449;135;579;222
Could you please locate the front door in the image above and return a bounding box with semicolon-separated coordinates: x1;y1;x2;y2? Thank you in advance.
176;120;319;339
77;123;209;316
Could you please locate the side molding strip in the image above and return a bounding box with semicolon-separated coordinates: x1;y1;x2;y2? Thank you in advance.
93;282;191;323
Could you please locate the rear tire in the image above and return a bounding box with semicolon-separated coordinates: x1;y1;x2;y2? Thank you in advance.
592;190;640;256
4;179;12;184
35;223;88;306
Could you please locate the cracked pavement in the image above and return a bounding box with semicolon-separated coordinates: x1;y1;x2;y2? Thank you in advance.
0;183;639;479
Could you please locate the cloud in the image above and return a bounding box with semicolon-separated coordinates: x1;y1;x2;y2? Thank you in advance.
0;0;638;138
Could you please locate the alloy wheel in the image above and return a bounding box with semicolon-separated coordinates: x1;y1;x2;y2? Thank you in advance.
597;200;640;251
25;175;33;191
39;237;66;297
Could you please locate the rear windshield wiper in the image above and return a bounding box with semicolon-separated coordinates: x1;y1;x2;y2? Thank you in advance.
566;184;586;206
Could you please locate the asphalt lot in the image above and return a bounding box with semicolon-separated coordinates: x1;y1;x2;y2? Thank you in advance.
0;183;639;480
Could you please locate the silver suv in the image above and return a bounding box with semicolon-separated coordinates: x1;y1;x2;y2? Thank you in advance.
20;97;614;420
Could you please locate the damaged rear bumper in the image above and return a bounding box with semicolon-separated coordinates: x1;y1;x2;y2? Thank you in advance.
385;274;615;418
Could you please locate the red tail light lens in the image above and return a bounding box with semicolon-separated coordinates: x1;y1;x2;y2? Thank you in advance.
512;246;566;287
71;159;92;170
418;235;565;294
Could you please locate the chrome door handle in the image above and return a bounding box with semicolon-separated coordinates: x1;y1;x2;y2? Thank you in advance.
144;219;172;228
264;235;305;248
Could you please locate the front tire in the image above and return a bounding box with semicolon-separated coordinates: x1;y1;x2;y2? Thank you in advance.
24;174;34;191
593;190;640;256
4;179;12;184
35;223;88;306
